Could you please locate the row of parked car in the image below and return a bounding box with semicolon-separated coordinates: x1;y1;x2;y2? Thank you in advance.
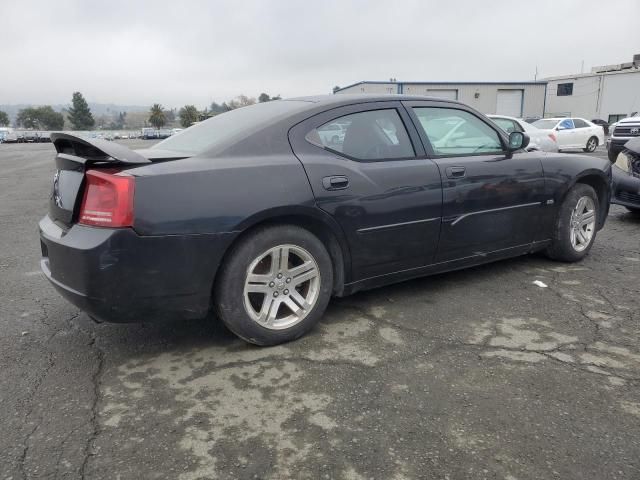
0;128;185;144
0;131;52;143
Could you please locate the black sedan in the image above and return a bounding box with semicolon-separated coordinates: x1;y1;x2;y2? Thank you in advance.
39;95;612;345
611;137;640;213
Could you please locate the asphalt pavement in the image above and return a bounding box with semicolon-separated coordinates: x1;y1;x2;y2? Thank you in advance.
1;141;639;480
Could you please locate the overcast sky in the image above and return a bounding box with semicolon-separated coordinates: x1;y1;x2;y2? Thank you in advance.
1;0;639;108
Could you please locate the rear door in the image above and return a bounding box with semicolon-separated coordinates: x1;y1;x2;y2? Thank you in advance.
572;118;591;147
404;100;546;263
289;101;443;280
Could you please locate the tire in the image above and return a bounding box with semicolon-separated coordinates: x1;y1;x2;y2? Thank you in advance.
545;184;599;262
214;225;333;346
583;136;598;153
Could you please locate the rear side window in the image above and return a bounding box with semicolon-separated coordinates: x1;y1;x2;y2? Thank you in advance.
412;107;503;155
573;119;589;128
306;109;415;160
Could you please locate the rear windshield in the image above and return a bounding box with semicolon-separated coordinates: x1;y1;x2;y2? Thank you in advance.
532;119;559;129
152;100;310;155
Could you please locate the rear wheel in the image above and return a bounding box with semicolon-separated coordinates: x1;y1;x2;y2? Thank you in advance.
583;136;598;153
214;225;333;346
545;184;599;262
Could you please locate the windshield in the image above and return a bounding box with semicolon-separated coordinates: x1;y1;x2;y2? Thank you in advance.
532;119;559;130
152;100;311;155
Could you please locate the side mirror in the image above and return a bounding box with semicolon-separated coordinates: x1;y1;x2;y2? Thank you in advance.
508;131;530;152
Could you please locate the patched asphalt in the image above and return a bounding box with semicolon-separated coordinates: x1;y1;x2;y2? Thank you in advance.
1;141;639;480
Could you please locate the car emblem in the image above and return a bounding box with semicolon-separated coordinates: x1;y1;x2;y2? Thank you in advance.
631;127;639;135
52;170;63;208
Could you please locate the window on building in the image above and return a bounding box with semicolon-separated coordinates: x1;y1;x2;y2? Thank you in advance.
608;114;626;123
412;107;503;155
307;109;415;160
557;83;573;96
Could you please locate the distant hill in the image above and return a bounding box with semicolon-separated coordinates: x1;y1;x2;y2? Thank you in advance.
0;102;150;122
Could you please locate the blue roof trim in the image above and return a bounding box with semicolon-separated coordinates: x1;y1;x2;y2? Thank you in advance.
334;80;547;93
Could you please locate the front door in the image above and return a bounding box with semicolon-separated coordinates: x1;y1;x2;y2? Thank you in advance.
556;118;576;149
289;101;443;280
405;101;546;263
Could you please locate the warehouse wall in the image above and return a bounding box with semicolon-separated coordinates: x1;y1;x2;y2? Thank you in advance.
335;82;546;117
544;70;640;120
544;76;601;118
598;71;640;120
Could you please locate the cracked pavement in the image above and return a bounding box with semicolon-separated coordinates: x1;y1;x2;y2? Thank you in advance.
1;142;639;479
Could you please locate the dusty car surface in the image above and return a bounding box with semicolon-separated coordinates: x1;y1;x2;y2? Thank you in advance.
39;95;612;345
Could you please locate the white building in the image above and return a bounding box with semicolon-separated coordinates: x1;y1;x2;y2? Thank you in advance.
543;57;640;123
334;81;547;118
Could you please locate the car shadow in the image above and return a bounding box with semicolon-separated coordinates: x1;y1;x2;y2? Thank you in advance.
95;253;552;359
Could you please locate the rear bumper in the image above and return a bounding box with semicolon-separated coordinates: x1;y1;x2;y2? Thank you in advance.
611;167;640;208
39;215;235;323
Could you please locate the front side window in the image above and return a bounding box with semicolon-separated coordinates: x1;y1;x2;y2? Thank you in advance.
307;109;415;160
573;119;589;128
559;119;574;130
557;83;573;96
412;107;503;155
492;117;522;134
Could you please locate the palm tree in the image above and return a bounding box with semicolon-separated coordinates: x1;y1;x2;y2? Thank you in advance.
148;104;166;129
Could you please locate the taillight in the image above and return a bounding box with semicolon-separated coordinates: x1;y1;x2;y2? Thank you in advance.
548;133;557;142
79;170;134;227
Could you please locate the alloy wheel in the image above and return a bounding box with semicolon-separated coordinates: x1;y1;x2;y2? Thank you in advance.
587;138;597;152
243;244;321;330
569;196;596;252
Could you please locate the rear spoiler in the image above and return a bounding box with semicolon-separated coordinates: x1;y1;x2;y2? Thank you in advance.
50;132;151;165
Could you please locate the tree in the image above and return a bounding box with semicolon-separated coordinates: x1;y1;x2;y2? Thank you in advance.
67;92;95;130
259;93;281;102
226;95;256;110
17;108;39;129
38;106;64;130
16;106;64;130
179;105;200;128
148;103;166;129
209;102;229;114
0;110;9;127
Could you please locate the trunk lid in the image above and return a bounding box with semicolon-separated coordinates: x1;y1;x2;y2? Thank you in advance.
48;133;186;228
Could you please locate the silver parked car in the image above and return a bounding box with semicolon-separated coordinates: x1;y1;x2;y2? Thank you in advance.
488;115;559;153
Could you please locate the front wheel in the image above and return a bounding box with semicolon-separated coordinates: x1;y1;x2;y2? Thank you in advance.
583;136;598;153
545;184;599;262
214;225;333;346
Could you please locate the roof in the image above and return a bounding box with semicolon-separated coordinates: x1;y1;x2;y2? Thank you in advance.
334;80;547;93
288;93;466;107
543;68;640;82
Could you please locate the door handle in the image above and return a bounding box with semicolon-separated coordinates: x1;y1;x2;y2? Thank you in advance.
322;175;349;190
446;166;466;179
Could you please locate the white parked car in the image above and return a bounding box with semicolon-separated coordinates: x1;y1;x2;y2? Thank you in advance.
532;117;604;153
488;115;559;153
